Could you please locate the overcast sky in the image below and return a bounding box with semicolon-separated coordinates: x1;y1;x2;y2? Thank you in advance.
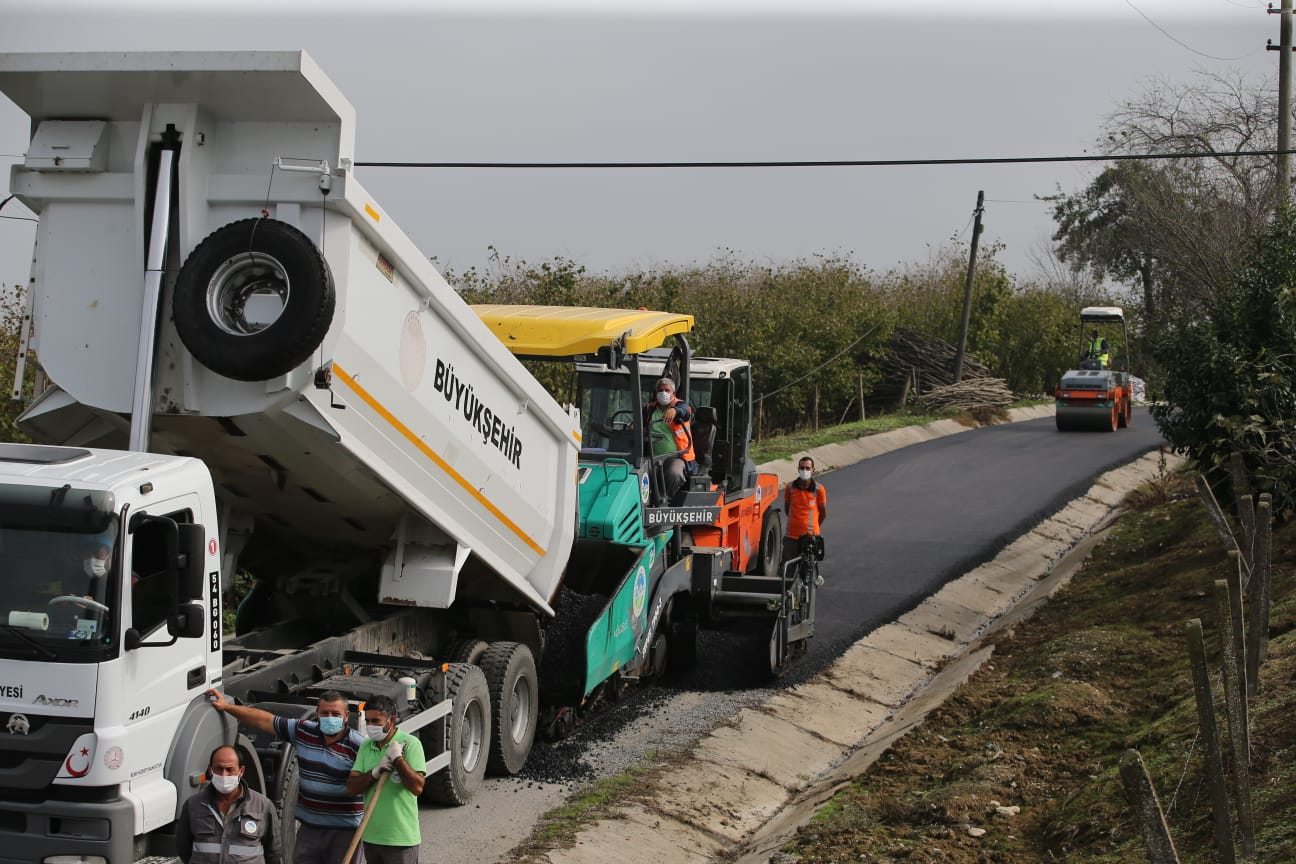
0;0;1278;291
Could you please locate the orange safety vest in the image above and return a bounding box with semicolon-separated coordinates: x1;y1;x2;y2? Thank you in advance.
646;402;695;462
784;480;827;537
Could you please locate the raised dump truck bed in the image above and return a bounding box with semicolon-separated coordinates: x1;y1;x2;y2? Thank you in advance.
0;51;578;612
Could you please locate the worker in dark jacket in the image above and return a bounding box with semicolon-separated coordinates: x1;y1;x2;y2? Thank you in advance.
177;745;281;864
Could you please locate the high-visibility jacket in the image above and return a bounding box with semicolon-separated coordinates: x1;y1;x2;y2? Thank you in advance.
1089;337;1109;368
176;783;281;864
785;480;827;538
644;399;695;462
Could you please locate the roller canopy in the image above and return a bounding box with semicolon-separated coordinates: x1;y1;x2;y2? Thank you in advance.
1080;306;1125;324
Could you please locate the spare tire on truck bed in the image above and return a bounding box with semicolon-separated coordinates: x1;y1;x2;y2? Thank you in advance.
173;217;335;382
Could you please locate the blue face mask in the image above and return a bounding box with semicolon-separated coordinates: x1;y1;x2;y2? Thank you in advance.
317;716;345;736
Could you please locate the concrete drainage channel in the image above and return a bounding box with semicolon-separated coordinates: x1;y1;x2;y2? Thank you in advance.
526;410;1176;864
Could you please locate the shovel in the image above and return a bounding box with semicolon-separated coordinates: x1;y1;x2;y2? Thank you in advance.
340;771;388;864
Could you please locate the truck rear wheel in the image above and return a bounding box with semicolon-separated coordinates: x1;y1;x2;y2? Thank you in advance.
422;663;490;806
173;217;335;382
481;641;539;776
445;638;489;665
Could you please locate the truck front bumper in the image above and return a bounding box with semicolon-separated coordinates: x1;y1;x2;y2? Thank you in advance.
0;793;137;864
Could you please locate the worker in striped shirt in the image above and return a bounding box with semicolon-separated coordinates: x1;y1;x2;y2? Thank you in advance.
207;688;367;864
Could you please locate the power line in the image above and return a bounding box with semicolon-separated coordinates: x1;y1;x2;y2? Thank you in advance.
1124;0;1256;61
354;148;1295;170
756;318;886;405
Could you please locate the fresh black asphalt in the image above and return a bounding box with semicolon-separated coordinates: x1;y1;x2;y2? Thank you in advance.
813;407;1166;657
675;407;1167;691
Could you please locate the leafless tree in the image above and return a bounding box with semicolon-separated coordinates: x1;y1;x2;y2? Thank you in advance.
1050;70;1280;323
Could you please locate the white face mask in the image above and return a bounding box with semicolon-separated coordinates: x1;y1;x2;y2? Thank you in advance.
210;773;240;794
797;469;813;482
365;723;389;741
83;557;108;578
656;391;673;407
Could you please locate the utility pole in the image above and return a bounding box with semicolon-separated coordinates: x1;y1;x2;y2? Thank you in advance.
1269;0;1293;210
953;190;984;384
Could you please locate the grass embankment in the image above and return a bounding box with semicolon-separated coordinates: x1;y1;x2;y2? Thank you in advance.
787;470;1296;863
519;757;664;855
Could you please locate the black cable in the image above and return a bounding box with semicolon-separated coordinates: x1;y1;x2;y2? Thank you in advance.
1125;0;1255;62
0;194;38;222
353;148;1296;170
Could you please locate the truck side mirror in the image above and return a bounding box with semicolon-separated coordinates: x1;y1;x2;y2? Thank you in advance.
168;604;205;640
177;523;206;602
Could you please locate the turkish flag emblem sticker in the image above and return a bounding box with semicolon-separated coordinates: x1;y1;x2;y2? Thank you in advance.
60;742;94;778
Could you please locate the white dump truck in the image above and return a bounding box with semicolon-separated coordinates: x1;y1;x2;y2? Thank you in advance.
0;51;580;863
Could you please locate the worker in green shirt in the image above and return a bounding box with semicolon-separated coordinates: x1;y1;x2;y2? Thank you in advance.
345;695;426;864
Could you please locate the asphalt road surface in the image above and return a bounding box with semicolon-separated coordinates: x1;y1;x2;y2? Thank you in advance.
810;406;1166;659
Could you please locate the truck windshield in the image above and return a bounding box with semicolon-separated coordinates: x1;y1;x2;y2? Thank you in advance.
0;484;120;660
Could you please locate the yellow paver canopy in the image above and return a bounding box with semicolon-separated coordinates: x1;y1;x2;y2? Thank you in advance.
472;305;694;356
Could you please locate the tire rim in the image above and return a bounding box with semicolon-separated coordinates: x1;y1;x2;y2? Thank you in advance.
460;698;485;773
508;674;533;745
206;251;291;336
